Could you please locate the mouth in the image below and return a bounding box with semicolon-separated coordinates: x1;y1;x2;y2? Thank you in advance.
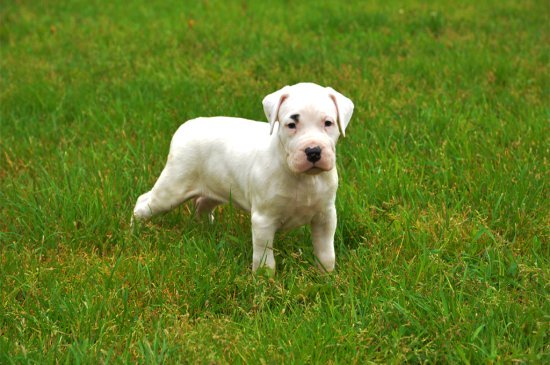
304;166;326;175
287;152;334;175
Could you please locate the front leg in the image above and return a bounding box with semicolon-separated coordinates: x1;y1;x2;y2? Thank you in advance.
251;212;278;272
311;206;337;272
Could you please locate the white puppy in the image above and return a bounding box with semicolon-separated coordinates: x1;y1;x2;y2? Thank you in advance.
133;82;354;272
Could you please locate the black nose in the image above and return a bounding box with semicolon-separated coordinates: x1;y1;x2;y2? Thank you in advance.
305;146;322;163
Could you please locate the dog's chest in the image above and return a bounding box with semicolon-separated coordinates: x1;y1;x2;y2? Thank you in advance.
273;179;335;230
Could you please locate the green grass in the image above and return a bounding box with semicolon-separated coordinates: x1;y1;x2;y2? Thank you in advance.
1;0;548;363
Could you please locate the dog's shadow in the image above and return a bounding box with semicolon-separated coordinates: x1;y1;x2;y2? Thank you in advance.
131;200;318;271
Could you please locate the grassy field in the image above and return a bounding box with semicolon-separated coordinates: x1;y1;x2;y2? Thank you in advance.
1;0;548;363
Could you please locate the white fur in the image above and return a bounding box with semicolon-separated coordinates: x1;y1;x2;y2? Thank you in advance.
133;82;354;272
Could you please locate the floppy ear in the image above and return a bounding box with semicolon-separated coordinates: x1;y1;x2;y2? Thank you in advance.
262;86;290;135
326;87;354;137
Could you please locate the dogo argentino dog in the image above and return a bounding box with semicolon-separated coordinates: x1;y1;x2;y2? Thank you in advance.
133;82;354;272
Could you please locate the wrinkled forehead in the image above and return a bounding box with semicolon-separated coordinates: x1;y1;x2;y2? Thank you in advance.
278;91;337;120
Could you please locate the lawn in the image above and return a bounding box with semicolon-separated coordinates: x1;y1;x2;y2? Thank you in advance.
1;0;548;363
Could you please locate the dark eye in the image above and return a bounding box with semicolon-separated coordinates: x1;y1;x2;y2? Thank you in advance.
288;123;296;129
325;120;333;127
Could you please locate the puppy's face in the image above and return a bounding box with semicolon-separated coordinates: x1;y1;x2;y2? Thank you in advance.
263;83;354;175
276;94;340;175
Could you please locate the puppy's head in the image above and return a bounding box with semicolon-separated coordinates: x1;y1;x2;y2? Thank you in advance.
262;83;354;175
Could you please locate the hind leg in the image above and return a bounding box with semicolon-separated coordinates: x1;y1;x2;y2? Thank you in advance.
133;161;197;221
194;196;221;222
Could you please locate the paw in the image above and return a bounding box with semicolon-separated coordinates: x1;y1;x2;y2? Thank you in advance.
252;254;276;274
137;191;151;204
315;253;335;273
254;266;276;277
133;192;153;221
